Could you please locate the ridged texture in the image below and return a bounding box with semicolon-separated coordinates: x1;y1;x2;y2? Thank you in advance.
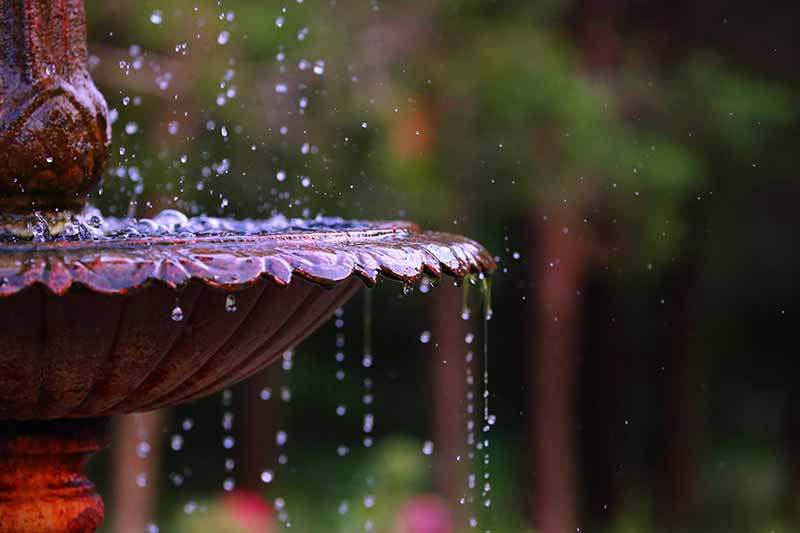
0;223;495;421
0;277;360;420
0;222;496;297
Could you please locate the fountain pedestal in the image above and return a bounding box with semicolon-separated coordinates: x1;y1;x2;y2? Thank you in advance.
0;419;107;532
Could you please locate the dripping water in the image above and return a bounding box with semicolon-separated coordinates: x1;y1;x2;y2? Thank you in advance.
220;389;236;493
361;288;377;531
460;274;494;532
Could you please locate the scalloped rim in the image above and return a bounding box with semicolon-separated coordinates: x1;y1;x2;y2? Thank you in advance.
0;221;496;297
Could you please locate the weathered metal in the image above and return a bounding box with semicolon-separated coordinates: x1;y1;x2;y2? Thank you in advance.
0;419;107;533
0;275;361;419
0;1;496;532
0;0;110;213
0;222;494;296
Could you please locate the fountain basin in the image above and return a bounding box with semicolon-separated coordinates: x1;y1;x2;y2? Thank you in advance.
0;220;494;532
0;221;494;421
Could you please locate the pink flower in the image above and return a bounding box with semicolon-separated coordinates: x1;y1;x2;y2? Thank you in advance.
398;495;454;533
222;490;275;533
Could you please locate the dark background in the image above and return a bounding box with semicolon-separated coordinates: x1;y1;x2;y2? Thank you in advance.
83;1;799;531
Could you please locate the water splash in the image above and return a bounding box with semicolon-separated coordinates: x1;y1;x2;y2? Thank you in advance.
2;206;384;244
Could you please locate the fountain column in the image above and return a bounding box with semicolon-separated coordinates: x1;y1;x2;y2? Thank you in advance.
0;0;110;225
0;1;111;530
0;419;108;532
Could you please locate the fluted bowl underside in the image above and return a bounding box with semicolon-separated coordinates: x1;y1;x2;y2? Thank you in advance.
0;277;359;420
0;221;495;420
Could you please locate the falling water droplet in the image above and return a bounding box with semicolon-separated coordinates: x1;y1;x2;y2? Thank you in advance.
422;440;434;455
171;305;184;322
225;294;237;312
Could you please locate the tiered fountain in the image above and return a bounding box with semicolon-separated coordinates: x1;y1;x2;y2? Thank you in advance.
0;2;494;531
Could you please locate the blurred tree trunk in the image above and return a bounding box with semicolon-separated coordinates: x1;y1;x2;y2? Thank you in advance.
111;411;165;533
655;226;705;528
579;277;622;529
430;282;469;515
530;214;590;533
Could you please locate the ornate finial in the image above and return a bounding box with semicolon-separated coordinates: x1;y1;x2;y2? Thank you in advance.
0;0;110;214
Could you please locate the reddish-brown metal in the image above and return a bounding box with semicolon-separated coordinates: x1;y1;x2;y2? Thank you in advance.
0;0;110;212
0;276;362;419
0;418;107;532
0;2;497;531
0;223;495;297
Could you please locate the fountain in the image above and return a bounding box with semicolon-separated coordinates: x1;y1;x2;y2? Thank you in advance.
0;2;494;531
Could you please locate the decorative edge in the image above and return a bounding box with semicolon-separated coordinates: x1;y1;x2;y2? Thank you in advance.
0;222;496;297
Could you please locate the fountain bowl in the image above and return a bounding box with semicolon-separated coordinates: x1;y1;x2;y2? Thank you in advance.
0;220;494;532
0;221;494;421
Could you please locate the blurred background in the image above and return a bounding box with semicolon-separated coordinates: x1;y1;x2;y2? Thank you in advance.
82;0;799;531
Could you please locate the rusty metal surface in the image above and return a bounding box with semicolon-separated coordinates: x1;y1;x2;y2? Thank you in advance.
0;418;107;532
0;222;496;297
0;0;110;212
0;223;494;421
0;277;360;420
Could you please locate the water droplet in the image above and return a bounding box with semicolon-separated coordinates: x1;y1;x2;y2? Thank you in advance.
217;31;230;45
149;10;163;25
260;470;274;483
225;294;237;312
419;331;431;343
171;305;184;322
170;435;183;451
276;430;288;446
137;441;151;458
422;440;434;455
